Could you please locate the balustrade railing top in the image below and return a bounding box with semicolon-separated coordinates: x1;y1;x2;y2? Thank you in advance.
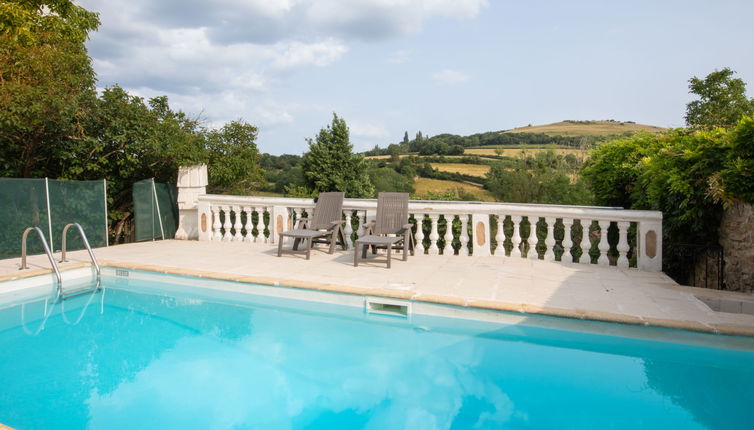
190;194;662;272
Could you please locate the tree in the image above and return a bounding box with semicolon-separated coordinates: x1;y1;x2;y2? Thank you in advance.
0;0;100;177
487;150;593;205
203;120;265;194
302;114;374;198
685;68;754;129
401;131;410;149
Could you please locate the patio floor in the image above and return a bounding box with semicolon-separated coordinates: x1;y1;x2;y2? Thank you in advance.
2;239;754;336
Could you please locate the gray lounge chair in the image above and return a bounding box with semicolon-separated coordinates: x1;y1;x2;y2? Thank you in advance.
277;192;348;259
354;192;415;268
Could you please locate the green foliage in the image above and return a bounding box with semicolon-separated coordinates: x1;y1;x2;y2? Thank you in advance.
0;2;266;240
302;114;374;198
486;150;593;205
204;121;265;194
417;188;478;202
584;117;754;247
368;167;414;194
0;0;100;45
0;1;99;178
581;133;657;208
685;68;754;129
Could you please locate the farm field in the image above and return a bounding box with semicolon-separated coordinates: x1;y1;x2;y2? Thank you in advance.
430;163;491;177
464;146;588;157
413;178;496;201
504;120;666;137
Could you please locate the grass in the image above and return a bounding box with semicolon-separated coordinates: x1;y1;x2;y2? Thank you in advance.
504;120;666;137
464;146;588;157
430;163;491;177
413;178;496;201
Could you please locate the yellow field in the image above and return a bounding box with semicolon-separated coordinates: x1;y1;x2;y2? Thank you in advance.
465;147;588;157
504;120;666;137
430;163;491;177
413;178;496;201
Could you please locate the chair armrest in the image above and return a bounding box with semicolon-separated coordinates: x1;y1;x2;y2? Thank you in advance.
296;217;309;229
362;220;376;235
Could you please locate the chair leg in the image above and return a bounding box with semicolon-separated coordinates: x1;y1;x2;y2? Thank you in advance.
387;246;392;269
329;229;336;254
306;238;312;260
293;238;301;251
277;234;284;257
338;226;349;251
403;237;408;261
354;243;360;267
362;242;369;259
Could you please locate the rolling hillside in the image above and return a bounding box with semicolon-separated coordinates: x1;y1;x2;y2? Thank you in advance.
503;120;666;137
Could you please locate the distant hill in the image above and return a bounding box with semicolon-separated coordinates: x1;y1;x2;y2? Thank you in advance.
504;120;666;137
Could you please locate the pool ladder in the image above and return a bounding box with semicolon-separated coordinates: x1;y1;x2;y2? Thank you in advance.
20;223;101;302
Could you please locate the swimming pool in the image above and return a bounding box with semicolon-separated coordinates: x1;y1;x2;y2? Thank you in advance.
1;268;753;429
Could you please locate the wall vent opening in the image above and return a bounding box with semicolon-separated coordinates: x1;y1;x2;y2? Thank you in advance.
366;298;410;318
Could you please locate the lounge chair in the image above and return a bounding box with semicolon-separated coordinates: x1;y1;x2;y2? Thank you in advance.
277;192;348;259
354;192;415;268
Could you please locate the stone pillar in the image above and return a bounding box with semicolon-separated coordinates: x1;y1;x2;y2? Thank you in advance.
471;213;491;257
175;165;208;240
638;220;662;272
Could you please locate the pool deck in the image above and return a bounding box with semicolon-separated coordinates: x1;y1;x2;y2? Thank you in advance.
2;239;754;336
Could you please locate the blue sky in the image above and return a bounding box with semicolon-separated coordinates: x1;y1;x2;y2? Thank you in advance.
79;0;754;155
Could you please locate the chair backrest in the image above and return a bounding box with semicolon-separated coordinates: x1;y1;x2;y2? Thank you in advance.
308;192;344;230
373;192;409;235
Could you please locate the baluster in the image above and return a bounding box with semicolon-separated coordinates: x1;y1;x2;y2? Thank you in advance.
255;207;265;242
616;221;630;268
544;217;556;261
580;220;594;264
561;218;574;263
232;206;243;241
358;211;369;238
343;210;353;247
290;207;298;229
597;220;610;266
459;214;469;256
442;215;453;255
510;215;522;258
211;205;222;241
242;207;253;242
222;206;233;241
526;216;538;260
495;215;505;256
428;214;440;255
415;214;426;255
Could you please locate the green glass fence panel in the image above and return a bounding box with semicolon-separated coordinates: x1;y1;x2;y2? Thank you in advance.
154;182;178;240
133;179;178;242
47;179;107;252
133;179;157;242
0;178;51;259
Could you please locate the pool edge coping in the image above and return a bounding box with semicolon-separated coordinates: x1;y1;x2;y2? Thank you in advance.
3;260;753;338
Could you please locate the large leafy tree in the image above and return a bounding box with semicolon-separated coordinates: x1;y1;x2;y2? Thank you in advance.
302;114;374;198
685;68;754;129
0;0;100;177
204;120;265;194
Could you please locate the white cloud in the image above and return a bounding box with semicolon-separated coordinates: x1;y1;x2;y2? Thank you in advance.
78;0;488;152
271;39;348;70
350;121;390;138
386;49;411;64
433;69;470;85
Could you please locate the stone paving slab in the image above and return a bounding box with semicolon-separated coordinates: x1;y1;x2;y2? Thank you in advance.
1;239;754;336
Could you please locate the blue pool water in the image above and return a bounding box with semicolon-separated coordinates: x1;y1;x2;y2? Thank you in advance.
1;272;753;429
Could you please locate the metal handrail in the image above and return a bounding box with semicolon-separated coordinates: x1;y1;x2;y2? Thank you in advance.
20;226;62;296
61;222;101;281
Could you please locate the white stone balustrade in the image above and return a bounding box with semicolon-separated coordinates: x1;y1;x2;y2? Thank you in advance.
188;193;663;271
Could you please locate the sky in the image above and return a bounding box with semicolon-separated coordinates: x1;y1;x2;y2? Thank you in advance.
78;0;754;155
